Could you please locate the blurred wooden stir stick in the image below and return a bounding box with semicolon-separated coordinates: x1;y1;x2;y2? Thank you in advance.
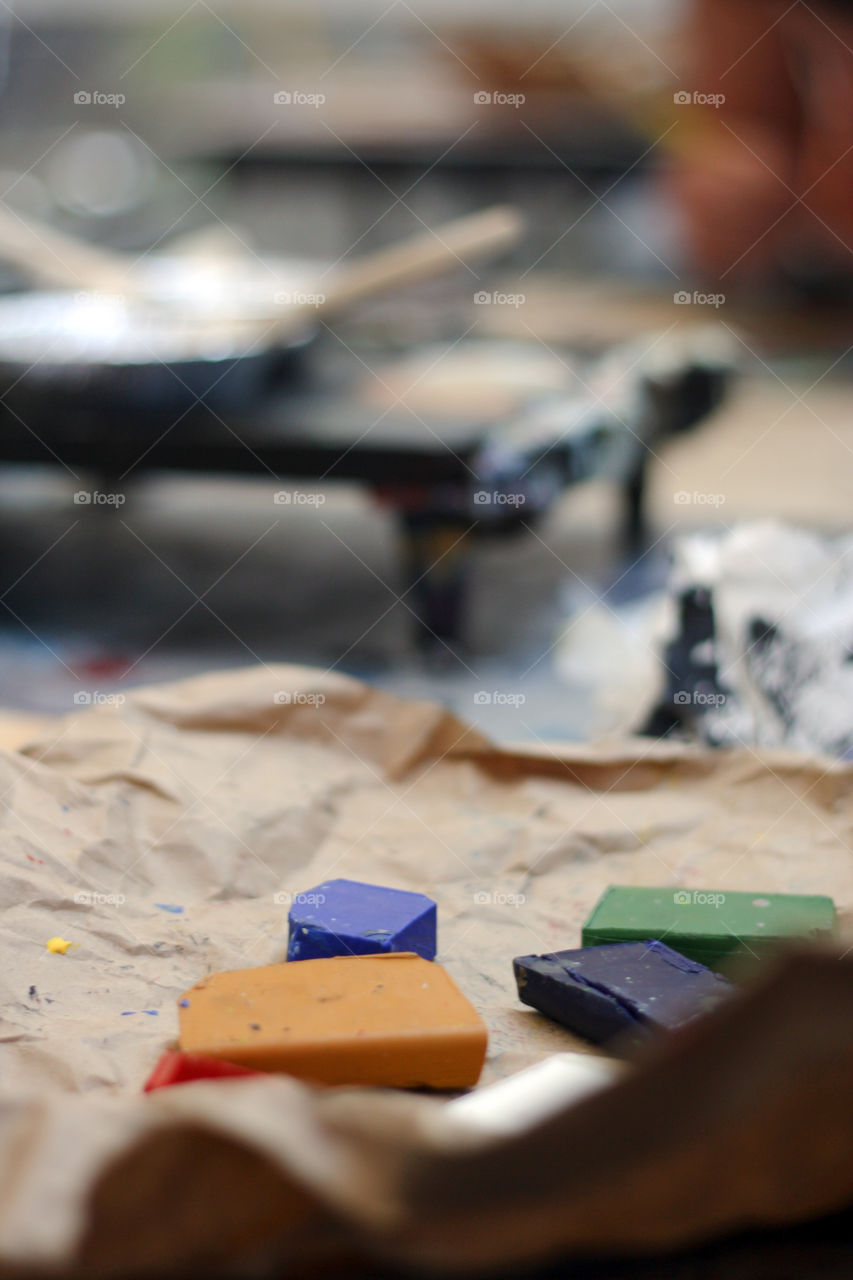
307;205;523;318
0;204;132;294
0;204;524;331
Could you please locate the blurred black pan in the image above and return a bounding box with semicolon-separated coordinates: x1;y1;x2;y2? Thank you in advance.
0;207;523;424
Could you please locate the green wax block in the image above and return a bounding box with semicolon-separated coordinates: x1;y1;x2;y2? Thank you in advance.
581;886;838;969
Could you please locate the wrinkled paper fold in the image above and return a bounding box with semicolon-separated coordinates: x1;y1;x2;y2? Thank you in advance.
0;665;850;1275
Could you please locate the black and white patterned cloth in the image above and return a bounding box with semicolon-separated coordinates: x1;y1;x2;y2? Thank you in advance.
643;523;853;758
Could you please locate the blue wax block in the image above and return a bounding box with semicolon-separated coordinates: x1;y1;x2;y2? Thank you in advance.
286;878;437;962
513;940;732;1047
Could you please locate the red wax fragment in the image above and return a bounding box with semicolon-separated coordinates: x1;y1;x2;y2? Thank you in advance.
143;1050;260;1092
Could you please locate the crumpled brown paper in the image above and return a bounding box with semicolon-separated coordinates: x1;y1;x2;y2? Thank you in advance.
0;665;851;1276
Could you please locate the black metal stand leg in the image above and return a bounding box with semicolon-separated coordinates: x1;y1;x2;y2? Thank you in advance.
623;453;649;556
399;513;471;652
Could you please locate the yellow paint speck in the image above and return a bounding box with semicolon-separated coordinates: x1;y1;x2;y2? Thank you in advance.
46;937;73;955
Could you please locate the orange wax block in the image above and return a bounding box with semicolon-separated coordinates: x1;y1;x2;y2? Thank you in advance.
177;952;487;1089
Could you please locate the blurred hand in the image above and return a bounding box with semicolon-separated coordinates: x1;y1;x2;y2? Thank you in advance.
670;0;853;286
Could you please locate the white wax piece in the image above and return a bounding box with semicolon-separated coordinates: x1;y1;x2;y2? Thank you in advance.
446;1052;620;1137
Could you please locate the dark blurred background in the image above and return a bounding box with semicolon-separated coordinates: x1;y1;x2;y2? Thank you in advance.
0;0;850;739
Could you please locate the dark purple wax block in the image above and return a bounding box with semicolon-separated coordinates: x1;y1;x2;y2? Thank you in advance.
513;940;732;1047
286;878;437;962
